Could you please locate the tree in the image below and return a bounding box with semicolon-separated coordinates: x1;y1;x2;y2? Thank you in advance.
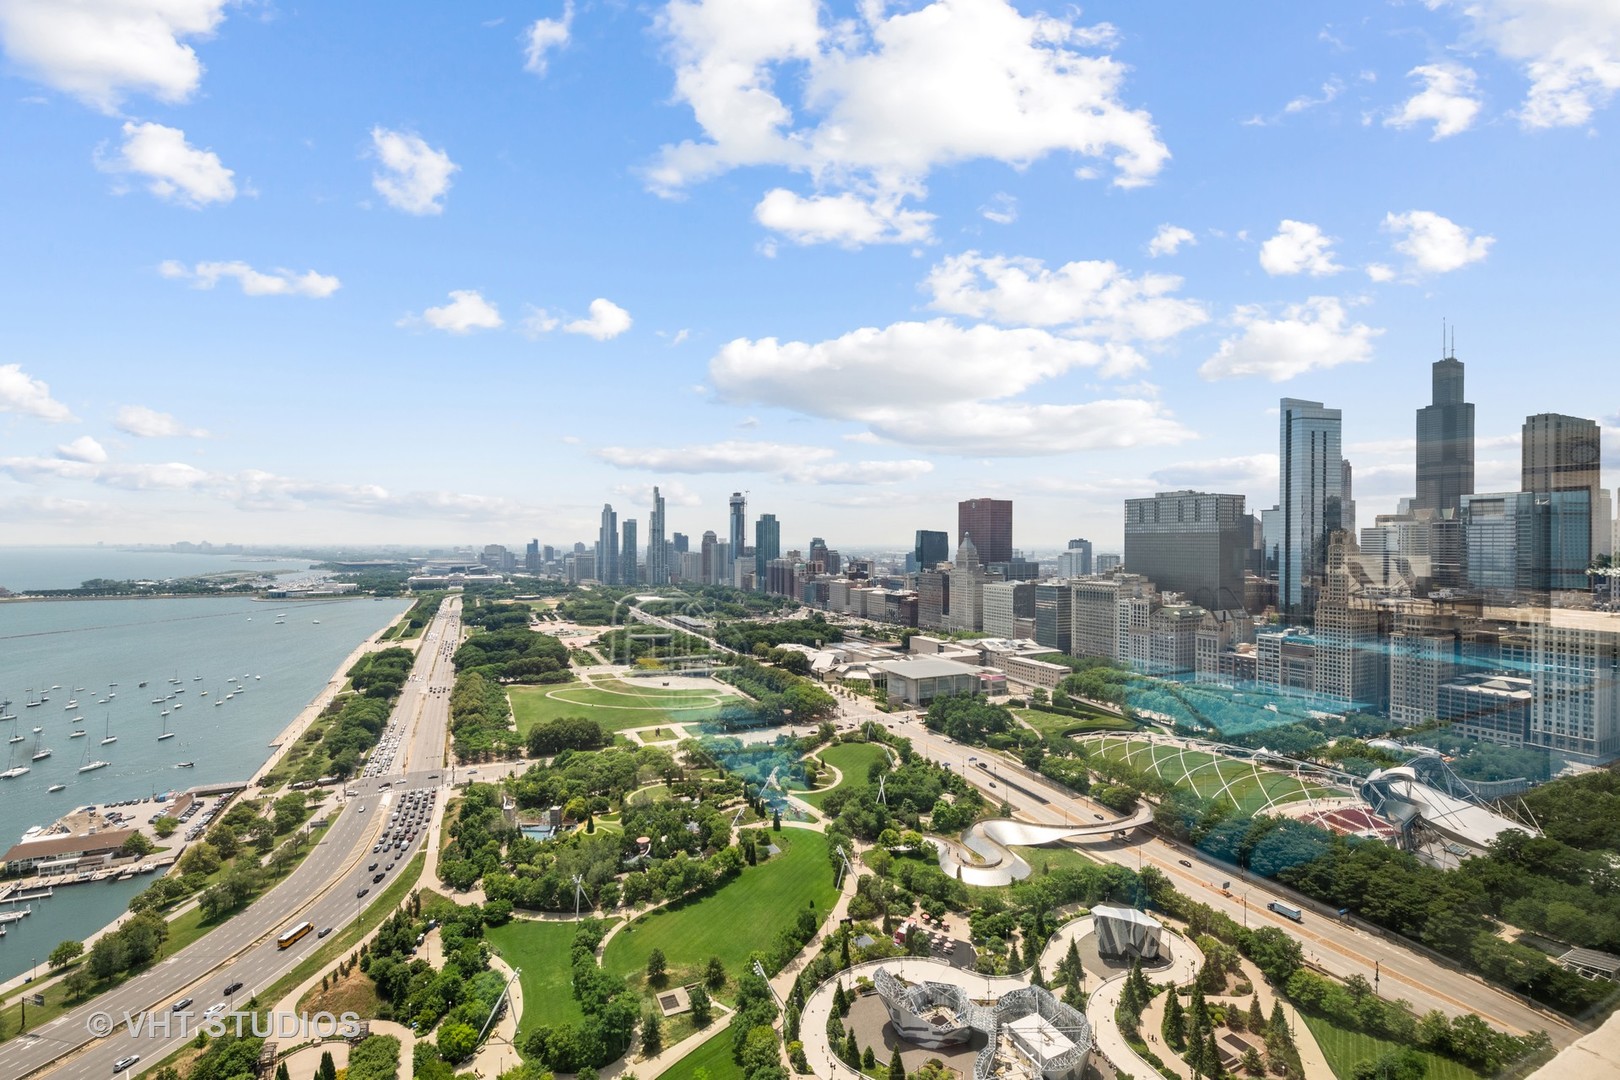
1162;990;1186;1049
888;1048;906;1080
772;808;782;831
1240;1047;1264;1077
705;956;728;989
275;1063;291;1080
318;1051;339;1080
120;831;155;858
437;1021;480;1063
862;1046;877;1070
843;1031;860;1067
642;1012;663;1057
48;940;84;969
63;967;95;1001
1247;994;1264;1034
153;816;179;838
691;984;713;1027
647;948;668;987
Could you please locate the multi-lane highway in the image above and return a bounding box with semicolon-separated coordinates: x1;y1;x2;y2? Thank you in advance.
2;599;461;1080
880;710;1578;1047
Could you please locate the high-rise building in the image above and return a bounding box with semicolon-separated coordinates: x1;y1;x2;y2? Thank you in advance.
1312;533;1385;711
754;514;780;591
809;537;829;569
914;529;949;570
918;570;951;630
1414;352;1475;515
1070;574;1152;661
525;538;540;573
1523;412;1603;557
1526;611;1620;763
982;581;1034;638
1057;539;1093;578
647;486;668;585
1279;397;1345;616
945;536;985;633
700;531;718;584
1096;553;1123;574
673;532;689;554
1123;490;1250;610
596;504;619;585
957;499;1012;565
621;519;638;586
728;493;747;571
1033;583;1073;654
1463;491;1592;592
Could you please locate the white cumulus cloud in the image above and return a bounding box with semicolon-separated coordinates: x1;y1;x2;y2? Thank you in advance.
102;121;235;207
754;188;935;247
564;298;632;340
402;290;504;334
923;251;1206;346
650;0;1167;230
1147;224;1196;257
524;1;573;75
1432;0;1620;128
56;435;107;463
0;0;226;112
113;404;207;438
159;259;340;298
594;440;933;484
1386;63;1483;139
1383;210;1494;274
370;127;458;215
1200;297;1381;382
1258;220;1342;277
0;363;74;422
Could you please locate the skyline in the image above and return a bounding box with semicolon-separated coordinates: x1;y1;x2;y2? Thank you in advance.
2;1;1619;547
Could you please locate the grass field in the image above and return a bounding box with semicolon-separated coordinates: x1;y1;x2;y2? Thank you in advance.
1075;735;1334;814
801;741;891;807
509;684;727;734
1303;1013;1481;1080
487;919;599;1037
604;828;838;980
1013;708;1135;740
653;1023;745;1080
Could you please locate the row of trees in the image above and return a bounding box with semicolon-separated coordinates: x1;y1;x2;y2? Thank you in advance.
448;669;523;760
715;658;838;725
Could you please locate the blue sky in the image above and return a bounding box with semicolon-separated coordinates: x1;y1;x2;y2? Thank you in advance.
1;0;1617;553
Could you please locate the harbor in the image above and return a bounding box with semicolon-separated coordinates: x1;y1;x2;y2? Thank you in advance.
0;593;408;981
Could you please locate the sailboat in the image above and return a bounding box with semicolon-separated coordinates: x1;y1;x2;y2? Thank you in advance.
0;700;15;721
25;689;41;708
30;731;51;761
1;744;30;779
64;699;77;710
175;761;195;768
7;731;22;744
69;729;86;739
78;743;109;773
48;782;65;792
100;713;117;746
158;712;175;741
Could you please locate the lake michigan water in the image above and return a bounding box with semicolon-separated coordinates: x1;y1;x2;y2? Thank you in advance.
0;587;409;982
0;546;323;593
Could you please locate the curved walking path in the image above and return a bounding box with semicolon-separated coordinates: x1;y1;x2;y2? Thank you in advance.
930;806;1155;887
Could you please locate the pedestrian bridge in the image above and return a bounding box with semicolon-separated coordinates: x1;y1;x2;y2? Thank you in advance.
931;806;1155;887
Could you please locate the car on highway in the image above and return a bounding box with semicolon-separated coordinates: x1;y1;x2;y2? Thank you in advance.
202;1003;226;1020
113;1054;142;1073
1178;858;1193;867
223;981;244;996
318;927;333;939
357;805;365;813
171;997;193;1012
357;887;369;898
373;872;385;883
368;862;378;871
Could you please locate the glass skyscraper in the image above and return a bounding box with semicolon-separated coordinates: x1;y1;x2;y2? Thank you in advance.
1279;398;1344;616
1414;353;1474;515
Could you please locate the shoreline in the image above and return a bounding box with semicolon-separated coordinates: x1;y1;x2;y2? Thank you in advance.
0;605;413;1003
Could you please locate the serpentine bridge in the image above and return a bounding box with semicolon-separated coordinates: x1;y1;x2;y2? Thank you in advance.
931;806;1155;887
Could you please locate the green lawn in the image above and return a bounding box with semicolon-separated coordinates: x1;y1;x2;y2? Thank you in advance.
509;684;727;734
604;828;838;980
1012;708;1135;740
801;741;891;807
653;1023;745;1080
1077;735;1332;814
486;919;599;1036
1303;1012;1481;1080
